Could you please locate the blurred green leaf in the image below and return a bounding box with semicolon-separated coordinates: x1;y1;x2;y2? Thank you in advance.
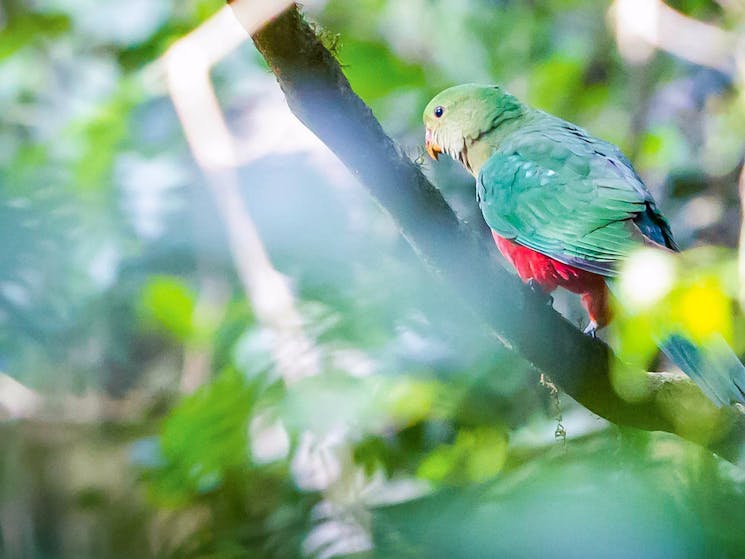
528;55;584;113
417;426;508;485
69;82;141;194
139;275;196;340
0;13;71;61
338;39;426;101
147;367;260;503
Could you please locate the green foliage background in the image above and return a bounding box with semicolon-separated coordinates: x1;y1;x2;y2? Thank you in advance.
1;0;745;557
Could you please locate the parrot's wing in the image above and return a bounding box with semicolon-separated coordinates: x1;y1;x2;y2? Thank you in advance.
476;122;674;276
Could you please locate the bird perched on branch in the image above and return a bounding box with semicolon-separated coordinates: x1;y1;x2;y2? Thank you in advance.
423;83;745;406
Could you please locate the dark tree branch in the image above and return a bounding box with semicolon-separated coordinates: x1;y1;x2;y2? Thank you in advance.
231;3;745;465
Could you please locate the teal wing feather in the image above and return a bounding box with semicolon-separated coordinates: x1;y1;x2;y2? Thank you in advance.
477;113;745;407
477;114;676;276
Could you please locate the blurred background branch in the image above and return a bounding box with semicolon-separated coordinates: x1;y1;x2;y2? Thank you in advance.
164;3;319;387
164;7;371;555
611;0;740;76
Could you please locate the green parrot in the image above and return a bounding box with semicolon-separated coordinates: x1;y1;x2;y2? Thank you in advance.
423;83;745;406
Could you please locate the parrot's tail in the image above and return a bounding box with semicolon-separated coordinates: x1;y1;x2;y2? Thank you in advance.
659;334;745;407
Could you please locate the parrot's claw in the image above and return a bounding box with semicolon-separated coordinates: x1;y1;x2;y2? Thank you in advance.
583;320;599;338
527;279;553;306
527;279;541;292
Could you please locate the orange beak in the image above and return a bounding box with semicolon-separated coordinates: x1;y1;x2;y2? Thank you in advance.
425;128;442;160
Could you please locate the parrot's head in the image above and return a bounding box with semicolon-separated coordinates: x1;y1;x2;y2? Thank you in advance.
423;84;522;165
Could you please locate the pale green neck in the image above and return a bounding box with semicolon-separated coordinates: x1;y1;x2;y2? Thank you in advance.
464;107;526;176
463;139;498;177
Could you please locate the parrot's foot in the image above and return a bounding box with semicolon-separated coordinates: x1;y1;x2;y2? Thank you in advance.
527;279;553;306
583;320;599;338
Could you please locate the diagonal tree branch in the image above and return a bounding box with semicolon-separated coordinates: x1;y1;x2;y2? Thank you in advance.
229;2;745;465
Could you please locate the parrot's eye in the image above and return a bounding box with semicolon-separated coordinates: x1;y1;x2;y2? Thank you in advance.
434;106;444;118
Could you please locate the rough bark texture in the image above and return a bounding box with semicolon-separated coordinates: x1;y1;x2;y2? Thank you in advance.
235;3;745;465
